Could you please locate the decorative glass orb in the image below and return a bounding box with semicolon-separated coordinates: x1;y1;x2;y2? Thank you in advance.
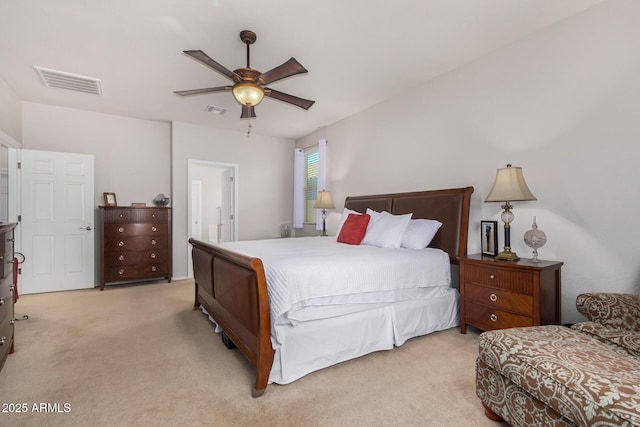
523;216;547;262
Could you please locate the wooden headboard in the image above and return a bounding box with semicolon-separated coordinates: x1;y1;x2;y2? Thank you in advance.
344;186;474;263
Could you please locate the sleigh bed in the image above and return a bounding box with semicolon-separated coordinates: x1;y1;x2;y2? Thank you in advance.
190;186;473;397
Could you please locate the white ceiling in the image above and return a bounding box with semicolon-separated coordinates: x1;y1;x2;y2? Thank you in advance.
0;0;606;140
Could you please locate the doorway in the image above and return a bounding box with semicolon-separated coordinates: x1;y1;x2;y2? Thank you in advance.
187;159;238;278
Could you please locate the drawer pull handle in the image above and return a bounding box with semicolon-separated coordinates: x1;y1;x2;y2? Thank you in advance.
118;255;125;261
0;298;4;306
118;227;124;233
490;314;498;322
151;266;157;272
118;269;124;275
0;337;5;346
151;226;157;232
151;253;156;259
151;239;157;245
118;241;124;247
489;274;495;279
489;293;498;302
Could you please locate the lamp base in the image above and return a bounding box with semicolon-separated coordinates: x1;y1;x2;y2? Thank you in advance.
495;249;520;261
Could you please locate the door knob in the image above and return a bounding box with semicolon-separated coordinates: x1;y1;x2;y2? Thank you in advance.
80;226;93;231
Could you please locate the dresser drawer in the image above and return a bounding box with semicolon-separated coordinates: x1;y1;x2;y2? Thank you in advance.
464;283;533;316
103;250;168;266
0;310;14;352
465;301;533;330
104;236;168;252
104;223;168;237
464;264;533;294
105;263;168;282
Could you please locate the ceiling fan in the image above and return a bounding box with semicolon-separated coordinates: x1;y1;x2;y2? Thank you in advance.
174;30;315;119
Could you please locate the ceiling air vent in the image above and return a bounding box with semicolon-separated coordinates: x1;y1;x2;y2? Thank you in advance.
34;66;103;95
204;105;229;115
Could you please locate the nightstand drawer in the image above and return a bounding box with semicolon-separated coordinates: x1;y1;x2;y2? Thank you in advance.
465;301;533;330
464;264;533;294
464;283;533;316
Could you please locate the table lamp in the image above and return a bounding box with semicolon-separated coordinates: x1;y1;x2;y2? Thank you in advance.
485;164;536;261
313;190;335;236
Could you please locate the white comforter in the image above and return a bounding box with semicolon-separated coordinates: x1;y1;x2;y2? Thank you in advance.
218;237;452;347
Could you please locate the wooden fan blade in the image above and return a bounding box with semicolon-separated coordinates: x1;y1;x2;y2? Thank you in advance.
265;89;315;110
260;58;308;85
183;50;241;82
173;86;231;96
240;105;256;119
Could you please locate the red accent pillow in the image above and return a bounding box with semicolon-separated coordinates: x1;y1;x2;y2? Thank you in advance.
337;213;371;245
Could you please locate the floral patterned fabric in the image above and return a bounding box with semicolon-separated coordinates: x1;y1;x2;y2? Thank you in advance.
576;293;640;332
476;293;640;427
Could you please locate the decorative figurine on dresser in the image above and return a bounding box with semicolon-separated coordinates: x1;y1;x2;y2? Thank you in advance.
98;206;172;290
0;222;17;372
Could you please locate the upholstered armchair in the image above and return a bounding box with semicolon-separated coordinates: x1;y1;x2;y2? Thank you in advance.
476;292;640;426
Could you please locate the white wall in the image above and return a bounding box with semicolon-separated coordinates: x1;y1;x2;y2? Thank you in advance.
22;102;171;207
0;76;22;142
172;121;294;278
297;0;640;323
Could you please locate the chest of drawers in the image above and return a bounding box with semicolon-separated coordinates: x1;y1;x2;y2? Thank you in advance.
0;223;17;371
459;254;563;333
99;207;172;290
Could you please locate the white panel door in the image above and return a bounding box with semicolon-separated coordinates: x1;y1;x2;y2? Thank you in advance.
20;149;95;294
220;168;234;243
190;180;202;240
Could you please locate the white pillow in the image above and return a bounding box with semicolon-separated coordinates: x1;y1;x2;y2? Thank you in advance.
361;211;412;249
335;208;359;239
401;219;443;249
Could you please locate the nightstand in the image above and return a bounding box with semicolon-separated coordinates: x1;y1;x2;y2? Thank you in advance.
459;254;563;334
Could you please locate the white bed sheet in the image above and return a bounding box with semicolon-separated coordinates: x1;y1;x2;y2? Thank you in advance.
217;237;452;347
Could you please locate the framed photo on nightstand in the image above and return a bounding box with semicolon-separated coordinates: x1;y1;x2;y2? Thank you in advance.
481;220;498;257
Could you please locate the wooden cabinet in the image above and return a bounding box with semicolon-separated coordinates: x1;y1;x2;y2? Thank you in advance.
0;223;17;372
459;254;563;333
99;207;172;290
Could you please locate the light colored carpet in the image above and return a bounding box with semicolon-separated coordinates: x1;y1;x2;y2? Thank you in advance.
0;280;505;426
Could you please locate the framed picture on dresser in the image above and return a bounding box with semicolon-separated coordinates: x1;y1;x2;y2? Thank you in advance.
103;192;117;207
481;220;498;257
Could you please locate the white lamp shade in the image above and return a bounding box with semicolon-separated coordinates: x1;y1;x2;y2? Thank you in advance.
485;165;536;202
313;190;335;209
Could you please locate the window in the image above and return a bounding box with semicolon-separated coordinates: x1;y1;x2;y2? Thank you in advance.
304;147;319;223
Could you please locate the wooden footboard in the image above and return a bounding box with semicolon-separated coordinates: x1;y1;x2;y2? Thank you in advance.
189;238;274;397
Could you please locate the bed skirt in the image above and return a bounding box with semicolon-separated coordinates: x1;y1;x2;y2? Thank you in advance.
269;287;460;384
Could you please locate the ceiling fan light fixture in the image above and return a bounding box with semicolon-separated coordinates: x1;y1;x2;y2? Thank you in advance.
232;82;264;106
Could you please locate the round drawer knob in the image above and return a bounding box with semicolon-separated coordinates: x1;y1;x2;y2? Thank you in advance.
489;274;495;279
0;298;4;306
151;266;157;272
118;227;124;233
151;226;157;232
118;255;125;261
118;241;124;247
152;214;156;218
151;239;156;245
490;313;498;322
0;337;5;346
489;293;498;302
118;269;124;275
151;253;156;259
